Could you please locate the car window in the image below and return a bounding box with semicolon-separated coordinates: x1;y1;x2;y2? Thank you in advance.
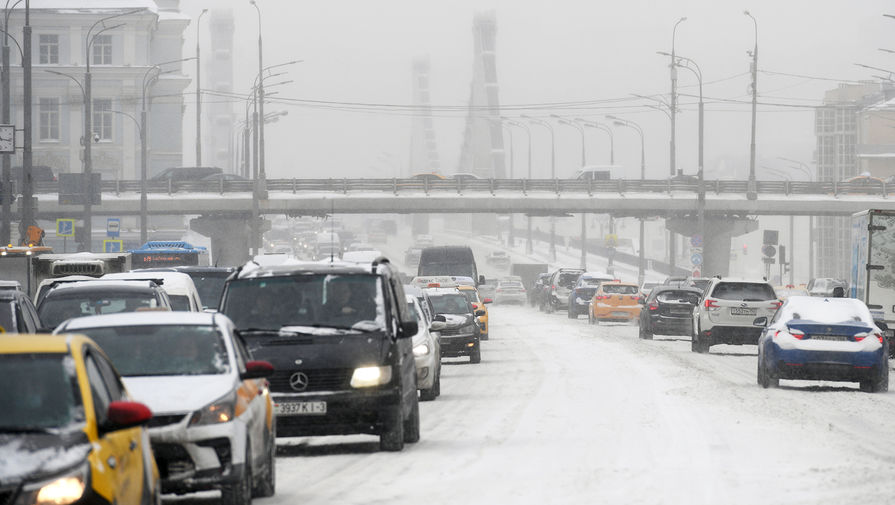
0;353;82;430
0;302;15;333
89;348;126;402
38;291;161;328
223;274;385;332
656;291;700;304
710;283;776;301
74;325;231;377
85;355;112;426
776;299;874;325
431;294;472;315
460;290;479;304
168;294;192;312
188;273;229;310
557;273;581;288
602;284;639;295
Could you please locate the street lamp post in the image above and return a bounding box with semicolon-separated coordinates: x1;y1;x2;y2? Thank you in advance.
607;114;645;283
523;115;557;261
670;17;686;178
575;118;614;165
503;117;534;254
195;8;207;167
779;157;815;281
745;10;758;200
554;115;588;269
1;0;22;245
249;0;267;196
498;119;515;246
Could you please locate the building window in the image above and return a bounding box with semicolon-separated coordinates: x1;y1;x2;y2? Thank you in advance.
92;99;113;141
38;34;58;64
39;97;60;141
92;34;112;65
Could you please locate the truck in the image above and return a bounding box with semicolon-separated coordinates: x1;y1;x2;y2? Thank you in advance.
850;209;895;353
510;263;549;292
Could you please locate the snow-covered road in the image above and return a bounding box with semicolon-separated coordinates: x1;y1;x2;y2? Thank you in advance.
216;304;895;505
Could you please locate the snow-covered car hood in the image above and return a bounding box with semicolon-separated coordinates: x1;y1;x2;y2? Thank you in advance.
0;431;89;484
442;313;475;328
124;375;235;415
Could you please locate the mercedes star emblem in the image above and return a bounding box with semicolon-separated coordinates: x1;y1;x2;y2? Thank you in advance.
289;372;309;392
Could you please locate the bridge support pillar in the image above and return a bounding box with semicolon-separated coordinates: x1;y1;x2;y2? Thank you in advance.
666;215;758;277
411;213;429;237
190;214;269;267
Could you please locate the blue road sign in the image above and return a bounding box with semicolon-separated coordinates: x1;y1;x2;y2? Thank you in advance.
103;239;123;253
691;253;703;266
690;235;703;248
107;218;121;238
56;218;75;237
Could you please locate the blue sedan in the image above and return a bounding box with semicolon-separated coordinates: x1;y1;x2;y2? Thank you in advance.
756;296;889;392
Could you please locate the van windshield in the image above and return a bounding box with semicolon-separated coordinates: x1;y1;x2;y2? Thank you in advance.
223;274;385;332
419;262;475;278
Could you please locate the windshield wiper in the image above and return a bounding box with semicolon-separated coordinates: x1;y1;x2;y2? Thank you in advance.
0;426;55;434
237;328;282;335
288;323;377;333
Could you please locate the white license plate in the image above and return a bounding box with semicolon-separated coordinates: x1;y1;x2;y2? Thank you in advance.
612;311;630;317
275;401;327;416
812;335;848;341
730;307;756;316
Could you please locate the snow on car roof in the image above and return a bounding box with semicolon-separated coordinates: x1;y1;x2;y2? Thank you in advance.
777;296;874;325
58;311;219;330
103;271;197;294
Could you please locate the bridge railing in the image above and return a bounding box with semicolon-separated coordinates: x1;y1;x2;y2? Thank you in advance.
29;178;891;198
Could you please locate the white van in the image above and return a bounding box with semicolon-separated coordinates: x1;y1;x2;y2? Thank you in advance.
102;271;203;311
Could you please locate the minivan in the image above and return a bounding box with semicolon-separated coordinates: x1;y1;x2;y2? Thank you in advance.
417;246;484;286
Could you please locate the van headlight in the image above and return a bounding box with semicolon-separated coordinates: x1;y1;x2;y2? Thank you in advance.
23;462;88;505
189;391;236;426
413;343;430;357
350;366;392;388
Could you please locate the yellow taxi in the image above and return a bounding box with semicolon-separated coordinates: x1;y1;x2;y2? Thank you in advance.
588;281;642;324
458;284;492;340
0;335;160;505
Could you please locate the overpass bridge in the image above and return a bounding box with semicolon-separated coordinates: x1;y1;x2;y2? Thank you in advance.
25;177;895;269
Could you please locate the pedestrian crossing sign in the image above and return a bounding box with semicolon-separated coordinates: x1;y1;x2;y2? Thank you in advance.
103;239;124;253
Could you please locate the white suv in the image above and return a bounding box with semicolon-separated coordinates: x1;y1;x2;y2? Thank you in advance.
691;278;780;353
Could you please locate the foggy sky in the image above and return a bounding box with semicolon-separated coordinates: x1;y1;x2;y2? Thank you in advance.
181;0;893;181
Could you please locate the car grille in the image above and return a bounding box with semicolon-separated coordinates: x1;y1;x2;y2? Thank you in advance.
440;326;474;337
269;368;353;393
152;443;194;479
147;414;186;428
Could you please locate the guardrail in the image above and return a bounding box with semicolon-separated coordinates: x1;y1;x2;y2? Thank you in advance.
30;178;893;198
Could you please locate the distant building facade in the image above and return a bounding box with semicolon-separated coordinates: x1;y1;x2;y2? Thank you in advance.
814;81;895;278
206;8;235;174
7;0;190;180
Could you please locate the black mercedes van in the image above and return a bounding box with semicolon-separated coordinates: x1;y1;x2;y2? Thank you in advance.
219;257;421;451
417;246;484;286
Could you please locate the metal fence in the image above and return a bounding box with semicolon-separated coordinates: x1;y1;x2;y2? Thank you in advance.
30;178;893;198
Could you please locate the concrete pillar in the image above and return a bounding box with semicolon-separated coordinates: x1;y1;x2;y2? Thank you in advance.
190;214;268;267
411;213;429;237
666;215;758;278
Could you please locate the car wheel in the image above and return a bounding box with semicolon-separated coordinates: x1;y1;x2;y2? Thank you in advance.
567;306;576;319
863;364;889;393
379;403;405;452
691;327;710;353
403;395;421;443
757;355;777;388
420;370;439;401
222;443;253;505
588;311;595;325
252;427;276;498
469;344;482;364
639;325;652;340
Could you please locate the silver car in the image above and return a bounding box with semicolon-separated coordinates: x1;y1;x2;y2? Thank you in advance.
494;280;527;304
407;294;442;401
691;278;780;353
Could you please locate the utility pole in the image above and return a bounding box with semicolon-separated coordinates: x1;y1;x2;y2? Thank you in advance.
19;0;31;244
1;4;12;246
195;9;207;167
746;11;758;200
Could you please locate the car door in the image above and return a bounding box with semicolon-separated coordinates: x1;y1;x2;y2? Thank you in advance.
229;323;269;468
83;349;147;505
386;278;416;412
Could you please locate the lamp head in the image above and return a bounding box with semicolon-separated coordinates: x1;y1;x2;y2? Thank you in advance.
201;8;208;14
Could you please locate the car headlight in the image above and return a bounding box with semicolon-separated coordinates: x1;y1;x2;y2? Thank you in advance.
413;343;430;357
189;391;236;426
23;462;88;505
350;366;392;388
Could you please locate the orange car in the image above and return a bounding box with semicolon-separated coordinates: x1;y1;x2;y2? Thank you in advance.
588;281;642;324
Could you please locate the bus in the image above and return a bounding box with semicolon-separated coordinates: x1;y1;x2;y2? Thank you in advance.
129;241;209;270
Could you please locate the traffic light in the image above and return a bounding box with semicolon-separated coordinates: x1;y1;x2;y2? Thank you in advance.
742;244;748;255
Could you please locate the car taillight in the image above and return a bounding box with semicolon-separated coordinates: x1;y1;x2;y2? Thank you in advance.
769;300;782;310
704;298;719;309
648;303;658;311
775;329;806;340
629;295;639;300
496;288;503;293
854;333;883;343
521;288;526;292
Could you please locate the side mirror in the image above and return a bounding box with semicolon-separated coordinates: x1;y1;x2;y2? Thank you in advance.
475;309;486;317
483;298;492;304
478;275;486;285
105;401;153;431
752;316;768;327
241;360;274;380
400;320;419;338
429;320;447;332
433;314;446;323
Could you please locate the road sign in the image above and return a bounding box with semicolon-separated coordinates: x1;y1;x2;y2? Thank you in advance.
103;239;123;253
692;268;701;278
691;253;703;266
107;218;120;238
56;218;75;237
690;235;703;248
761;244;776;258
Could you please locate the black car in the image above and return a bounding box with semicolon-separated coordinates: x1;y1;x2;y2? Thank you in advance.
530;272;551;307
0;287;42;333
426;287;483;363
36;280;172;330
639;286;701;339
219;258;421;451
